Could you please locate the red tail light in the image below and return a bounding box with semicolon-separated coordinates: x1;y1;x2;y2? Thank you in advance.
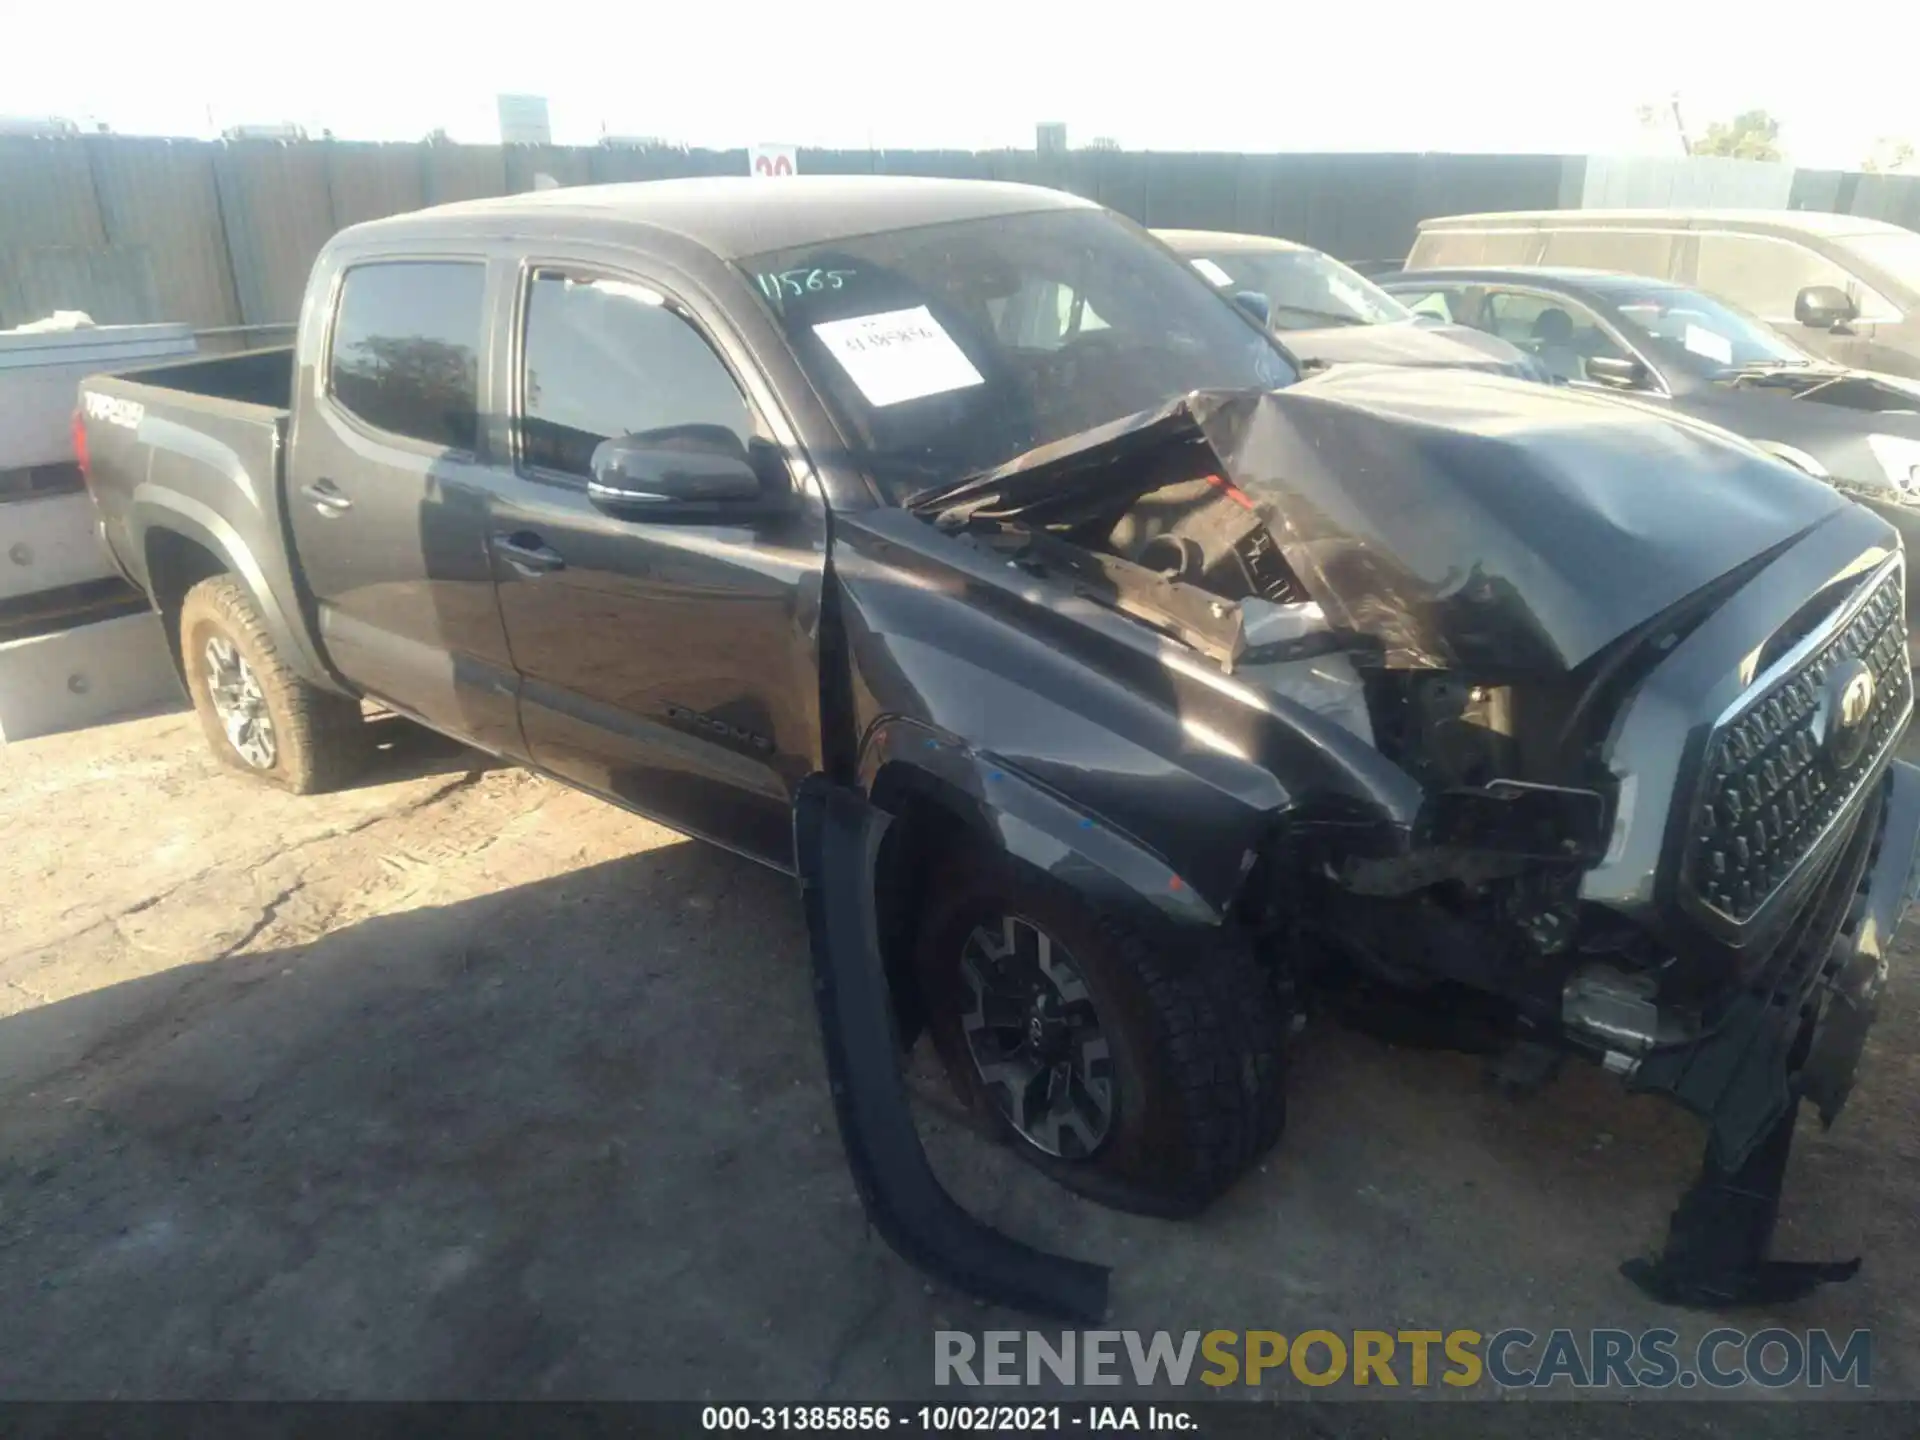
71;408;91;488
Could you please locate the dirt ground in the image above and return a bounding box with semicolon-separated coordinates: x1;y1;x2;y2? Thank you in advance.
4;704;1920;1418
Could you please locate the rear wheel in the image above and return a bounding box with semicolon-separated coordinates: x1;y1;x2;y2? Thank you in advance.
179;576;364;794
915;850;1287;1217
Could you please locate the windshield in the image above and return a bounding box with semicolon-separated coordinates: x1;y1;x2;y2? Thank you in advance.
1607;284;1814;371
744;209;1297;502
1181;246;1413;329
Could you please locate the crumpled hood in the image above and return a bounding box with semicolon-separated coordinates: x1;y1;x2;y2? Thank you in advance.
914;366;1849;673
1283;319;1541;379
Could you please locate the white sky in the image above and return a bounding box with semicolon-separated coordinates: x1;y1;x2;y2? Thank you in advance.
4;0;1915;169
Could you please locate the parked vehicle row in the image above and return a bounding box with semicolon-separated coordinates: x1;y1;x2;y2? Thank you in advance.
76;178;1920;1318
1406;208;1920;379
1152;229;1543;378
1379;266;1920;619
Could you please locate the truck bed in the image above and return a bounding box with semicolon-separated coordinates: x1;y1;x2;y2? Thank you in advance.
76;344;335;689
114;346;294;411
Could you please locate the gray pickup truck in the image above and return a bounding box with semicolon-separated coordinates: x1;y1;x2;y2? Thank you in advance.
77;177;1920;1316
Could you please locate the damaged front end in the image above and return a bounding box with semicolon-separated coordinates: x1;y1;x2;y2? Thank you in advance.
851;368;1920;1308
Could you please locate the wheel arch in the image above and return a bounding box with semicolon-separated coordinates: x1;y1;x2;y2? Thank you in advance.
133;497;345;697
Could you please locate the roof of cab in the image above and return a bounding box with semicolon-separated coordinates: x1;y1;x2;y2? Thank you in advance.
1154;228;1309;254
342;175;1099;259
1415;207;1911;240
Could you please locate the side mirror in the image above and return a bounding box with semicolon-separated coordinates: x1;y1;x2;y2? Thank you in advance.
1795;284;1857;330
1585;355;1649;390
1231;290;1272;327
587;425;763;512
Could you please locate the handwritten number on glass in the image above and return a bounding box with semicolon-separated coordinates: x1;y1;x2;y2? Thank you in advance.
757;269;857;303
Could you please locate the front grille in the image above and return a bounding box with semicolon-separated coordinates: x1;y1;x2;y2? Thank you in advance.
1685;561;1911;924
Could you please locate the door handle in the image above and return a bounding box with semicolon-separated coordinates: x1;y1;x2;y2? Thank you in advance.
491;531;568;576
302;478;351;516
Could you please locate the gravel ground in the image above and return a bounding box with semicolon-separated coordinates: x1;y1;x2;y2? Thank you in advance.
2;706;1918;1422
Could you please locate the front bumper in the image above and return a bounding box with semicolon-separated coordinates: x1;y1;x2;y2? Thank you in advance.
1631;757;1920;1166
1799;755;1920;1122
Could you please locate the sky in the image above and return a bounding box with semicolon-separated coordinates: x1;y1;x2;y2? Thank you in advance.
3;0;1915;169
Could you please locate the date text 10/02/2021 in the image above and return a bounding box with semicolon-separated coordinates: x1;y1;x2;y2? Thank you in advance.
702;1406;1194;1431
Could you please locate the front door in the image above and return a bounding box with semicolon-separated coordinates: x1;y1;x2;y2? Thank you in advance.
286;257;522;754
485;263;828;868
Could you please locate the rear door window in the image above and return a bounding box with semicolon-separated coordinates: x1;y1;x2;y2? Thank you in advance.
328;262;486;451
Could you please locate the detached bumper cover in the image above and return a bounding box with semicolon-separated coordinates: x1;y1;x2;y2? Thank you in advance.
1631;758;1920;1169
1800;755;1920;1123
1622;757;1920;1308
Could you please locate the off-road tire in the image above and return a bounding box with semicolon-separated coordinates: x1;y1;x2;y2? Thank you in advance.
179;576;365;794
915;849;1287;1218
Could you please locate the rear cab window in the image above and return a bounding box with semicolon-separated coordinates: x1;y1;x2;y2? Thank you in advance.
327;261;486;451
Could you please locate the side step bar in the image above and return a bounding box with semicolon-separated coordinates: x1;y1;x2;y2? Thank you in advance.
793;775;1111;1322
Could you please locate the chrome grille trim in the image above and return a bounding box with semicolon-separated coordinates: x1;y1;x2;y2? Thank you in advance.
1684;555;1911;925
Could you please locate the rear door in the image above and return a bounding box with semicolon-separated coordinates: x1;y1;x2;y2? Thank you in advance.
286;257;522;754
482;257;828;868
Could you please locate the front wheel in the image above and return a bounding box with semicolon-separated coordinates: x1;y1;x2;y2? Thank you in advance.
914;851;1288;1217
179;576;364;794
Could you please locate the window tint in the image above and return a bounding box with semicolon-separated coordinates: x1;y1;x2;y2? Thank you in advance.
1538;229;1680;279
1392;287;1464;323
1184;249;1410;329
329;262;485;450
1482;290;1627;383
520;272;755;478
987;280;1111;349
1694;234;1871;320
1413;230;1541;267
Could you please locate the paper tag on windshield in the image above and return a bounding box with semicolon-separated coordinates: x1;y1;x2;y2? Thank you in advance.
812;306;985;407
1190;258;1233;288
1683;323;1734;365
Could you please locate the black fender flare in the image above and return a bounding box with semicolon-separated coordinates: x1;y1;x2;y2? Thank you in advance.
793;773;1111;1320
858;715;1228;927
130;492;344;695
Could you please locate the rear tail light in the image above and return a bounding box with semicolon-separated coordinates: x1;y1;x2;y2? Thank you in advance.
71;408;91;488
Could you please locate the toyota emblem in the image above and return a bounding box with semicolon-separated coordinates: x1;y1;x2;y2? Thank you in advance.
1820;658;1877;770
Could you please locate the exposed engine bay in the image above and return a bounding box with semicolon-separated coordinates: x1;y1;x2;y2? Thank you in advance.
901;374;1916;1307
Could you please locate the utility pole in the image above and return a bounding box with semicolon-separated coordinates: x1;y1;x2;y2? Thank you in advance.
1669;94;1692;156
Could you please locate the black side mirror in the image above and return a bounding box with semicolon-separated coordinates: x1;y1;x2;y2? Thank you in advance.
587;425;763;513
1585;355;1649;390
1795;284;1857;330
1231;290;1272;327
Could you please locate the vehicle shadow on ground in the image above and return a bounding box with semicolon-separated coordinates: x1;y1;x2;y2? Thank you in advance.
0;837;1908;1406
352;711;505;788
